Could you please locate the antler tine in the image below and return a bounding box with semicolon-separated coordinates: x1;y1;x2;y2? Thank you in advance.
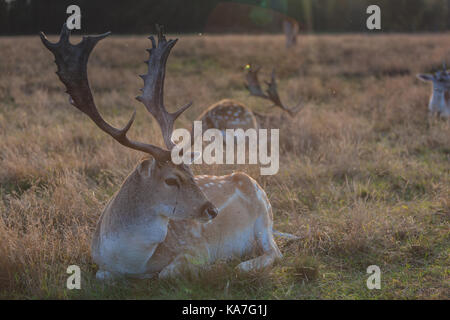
245;65;268;98
246;66;302;116
265;69;285;110
266;69;303;116
40;23;171;162
136;24;193;150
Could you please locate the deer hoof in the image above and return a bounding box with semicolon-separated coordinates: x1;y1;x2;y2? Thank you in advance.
236;261;253;272
96;269;115;281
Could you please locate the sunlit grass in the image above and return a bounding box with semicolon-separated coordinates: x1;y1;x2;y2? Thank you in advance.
0;33;449;299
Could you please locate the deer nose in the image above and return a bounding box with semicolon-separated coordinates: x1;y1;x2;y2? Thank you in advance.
201;202;218;220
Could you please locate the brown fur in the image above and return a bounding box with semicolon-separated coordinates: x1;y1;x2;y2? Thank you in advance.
195;99;258;134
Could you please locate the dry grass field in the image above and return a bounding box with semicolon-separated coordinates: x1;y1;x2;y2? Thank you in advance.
0;32;449;299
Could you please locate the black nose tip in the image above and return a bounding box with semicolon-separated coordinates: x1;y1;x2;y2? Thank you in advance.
202;202;218;220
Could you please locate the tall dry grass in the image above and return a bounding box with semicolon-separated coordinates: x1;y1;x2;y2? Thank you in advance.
0;33;449;299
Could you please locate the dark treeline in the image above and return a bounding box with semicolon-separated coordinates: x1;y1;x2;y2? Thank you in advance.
1;0;450;35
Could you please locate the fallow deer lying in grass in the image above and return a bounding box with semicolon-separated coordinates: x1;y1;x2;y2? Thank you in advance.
417;63;450;119
40;24;290;280
195;65;302;136
194;99;258;137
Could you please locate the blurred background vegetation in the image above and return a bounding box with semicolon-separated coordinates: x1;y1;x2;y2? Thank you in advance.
1;0;450;35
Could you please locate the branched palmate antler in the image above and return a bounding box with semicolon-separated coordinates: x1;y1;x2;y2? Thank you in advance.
136;25;193;150
245;65;302;116
40;24;192;162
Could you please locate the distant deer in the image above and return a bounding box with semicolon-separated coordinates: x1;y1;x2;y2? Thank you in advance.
195;65;302;137
283;17;299;49
194;99;258;138
40;24;294;280
417;63;450;118
245;65;303;118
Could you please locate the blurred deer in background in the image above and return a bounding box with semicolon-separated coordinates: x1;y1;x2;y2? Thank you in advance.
195;65;302;138
194;99;258;138
283;17;299;49
40;24;292;280
417;62;450;119
245;65;303;119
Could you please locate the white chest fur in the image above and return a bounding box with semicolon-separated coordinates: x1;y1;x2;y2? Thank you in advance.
429;89;450;116
98;215;169;275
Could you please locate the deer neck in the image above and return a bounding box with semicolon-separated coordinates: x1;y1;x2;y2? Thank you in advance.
93;170;172;275
99;170;170;242
430;86;449;111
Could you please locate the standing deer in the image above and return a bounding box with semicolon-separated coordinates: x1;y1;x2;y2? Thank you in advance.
40;24;291;280
417;63;450;118
283;17;299;49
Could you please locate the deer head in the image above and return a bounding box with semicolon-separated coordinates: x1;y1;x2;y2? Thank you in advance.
417;61;450;91
245;65;303;116
40;24;218;222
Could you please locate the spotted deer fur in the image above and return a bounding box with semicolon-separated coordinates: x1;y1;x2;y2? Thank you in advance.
195;99;258;136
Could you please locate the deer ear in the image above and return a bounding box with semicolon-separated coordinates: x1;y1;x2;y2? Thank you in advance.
417;74;433;82
137;158;153;177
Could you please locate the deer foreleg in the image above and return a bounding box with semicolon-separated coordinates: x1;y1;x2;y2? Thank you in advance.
236;252;280;272
237;217;282;272
158;253;208;279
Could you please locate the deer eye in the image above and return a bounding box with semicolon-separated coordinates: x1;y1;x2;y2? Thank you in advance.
165;178;180;188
